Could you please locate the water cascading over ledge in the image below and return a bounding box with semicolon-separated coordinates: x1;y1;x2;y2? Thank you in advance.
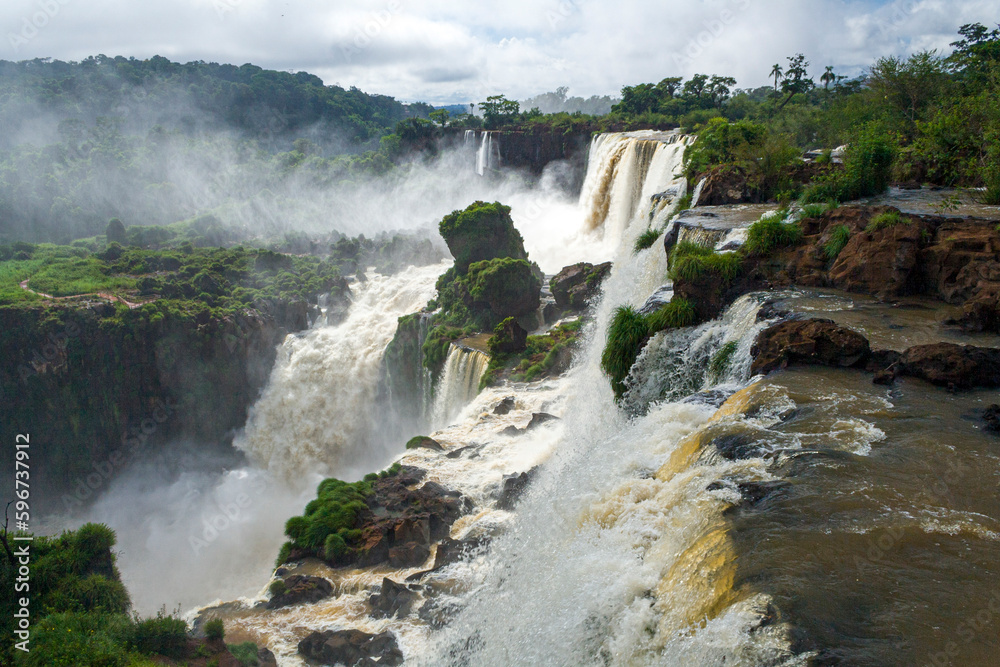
431;342;490;428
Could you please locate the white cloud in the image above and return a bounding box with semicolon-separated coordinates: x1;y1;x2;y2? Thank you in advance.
0;0;993;103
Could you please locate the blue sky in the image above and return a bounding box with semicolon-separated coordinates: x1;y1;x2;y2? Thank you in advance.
1;0;994;103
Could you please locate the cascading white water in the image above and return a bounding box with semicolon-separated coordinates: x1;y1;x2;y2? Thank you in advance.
431;343;490;429
476;132;498;176
414;132;799;666
236;261;451;483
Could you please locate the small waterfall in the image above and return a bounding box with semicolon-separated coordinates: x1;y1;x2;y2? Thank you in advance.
690;176;707;208
431;343;490;428
677;224;729;249
475;131;500;176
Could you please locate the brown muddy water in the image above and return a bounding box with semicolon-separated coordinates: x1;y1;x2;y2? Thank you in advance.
717;366;1000;666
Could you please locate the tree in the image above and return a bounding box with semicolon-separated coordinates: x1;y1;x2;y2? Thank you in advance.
682;74;710;99
106;218;126;245
821;66;836;90
707;76;737;108
429;109;450;127
778;54;814;109
947;22;1000;87
655;77;684;98
479;95;520;129
770;63;784;92
868;51;949;126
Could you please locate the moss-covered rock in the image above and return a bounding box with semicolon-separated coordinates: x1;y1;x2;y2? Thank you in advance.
438;201;528;274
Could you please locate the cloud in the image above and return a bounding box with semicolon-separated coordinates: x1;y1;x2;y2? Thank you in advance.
0;0;993;103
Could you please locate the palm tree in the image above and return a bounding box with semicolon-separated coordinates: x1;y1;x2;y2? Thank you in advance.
770;63;783;92
821;66;836;90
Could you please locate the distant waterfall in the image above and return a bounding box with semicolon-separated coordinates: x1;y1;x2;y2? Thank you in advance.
476;131;500;176
431;343;490;428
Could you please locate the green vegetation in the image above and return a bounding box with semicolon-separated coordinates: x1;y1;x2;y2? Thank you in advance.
482;319;584;387
204;618;225;641
0;523;249;666
406;436;439;450
645;299;697;333
824;224;852;259
865;210;910;232
268;579;287;597
278;463;401;566
438;201;528;274
709;341;739;381
229;642;262;666
802;127;896;202
800;203;831;219
667;242;744;283
600;306;653;400
633;228;663;253
743;213;804;255
0;242;345;311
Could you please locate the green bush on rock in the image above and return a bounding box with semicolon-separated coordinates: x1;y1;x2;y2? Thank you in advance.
438;201;528;273
744;214;803;255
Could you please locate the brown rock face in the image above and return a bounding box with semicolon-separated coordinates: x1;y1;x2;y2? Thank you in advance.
896;343;1000;389
780;205;1000;332
550;262;612;309
696;165;751;206
750;319;871;375
828;212;924;297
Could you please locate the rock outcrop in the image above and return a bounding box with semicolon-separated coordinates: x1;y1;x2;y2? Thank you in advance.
550;262;612;309
895;343;1000;389
369;577;418;619
750;319;871;375
266;575;334;610
298;629;404;667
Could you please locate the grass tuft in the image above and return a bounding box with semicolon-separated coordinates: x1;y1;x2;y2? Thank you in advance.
743;214;803;256
633;228;662;254
709;341;738;380
645;298;696;333
865;210;908;232
667;241;743;283
824;224;852;260
600;306;650;399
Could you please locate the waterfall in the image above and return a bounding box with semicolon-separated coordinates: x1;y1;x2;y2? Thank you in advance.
234;261;450;483
431;343;490;428
690;176;707;208
476;131;500;176
416;133;799;665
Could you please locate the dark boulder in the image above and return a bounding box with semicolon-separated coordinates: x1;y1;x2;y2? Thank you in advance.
369;577;418;619
266;575;334;610
750;319;871;376
983;405;1000;433
497;469;536;510
896;343;1000;390
550;262;612;309
489;318;528;355
493;396;516;415
406;436;444;452
388;542;431;568
298;629;403;667
526;412;559;430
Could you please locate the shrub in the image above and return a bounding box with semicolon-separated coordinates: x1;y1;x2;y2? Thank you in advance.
843;127;896;198
280;475;376;563
22;612;132;667
204;618;225;641
464;257;540;321
633;228;662;253
268;580;287;597
744;215;803;255
229;642;261;666
865;211;909;232
824;224;852;259
601;306;651;399
134;613;188;657
645;298;696;333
